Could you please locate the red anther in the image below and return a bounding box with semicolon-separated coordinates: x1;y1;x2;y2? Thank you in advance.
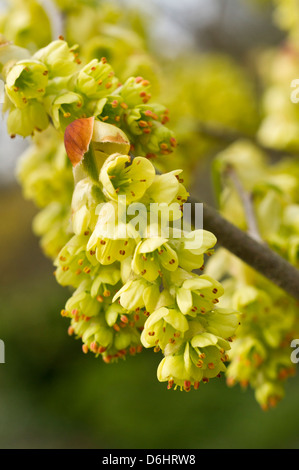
184;381;191;392
240;380;249;389
226;377;235;387
194;381;200;390
133;314;140;322
105;82;112;89
202;377;209;384
98;346;107;354
208;363;215;370
82;344;89;354
97;295;104;303
212;288;218;294
142;80;150;86
136;345;143;353
119;349;127;356
135;76;143;83
58;35;64;40
120;315;129;324
68;326;74;336
160;143;168;150
167;380;174;390
102;355;112;363
129;346;136;355
148;331;155;336
112;100;119;108
101;57;107;64
120;102;128;109
145;153;157;159
90;342;98;352
103;290;111;297
113;324;120;332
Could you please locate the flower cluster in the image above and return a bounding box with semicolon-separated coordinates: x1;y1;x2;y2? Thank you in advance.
208;140;299;408
54;119;239;389
0;38;175;159
0;38;175;259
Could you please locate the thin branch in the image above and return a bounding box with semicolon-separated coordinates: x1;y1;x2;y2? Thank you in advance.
198;121;299;162
225;164;263;242
191;199;299;301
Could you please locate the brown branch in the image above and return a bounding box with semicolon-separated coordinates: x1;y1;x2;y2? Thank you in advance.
192;200;299;301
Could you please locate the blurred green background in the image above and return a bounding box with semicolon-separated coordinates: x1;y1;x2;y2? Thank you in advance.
0;186;299;449
1;0;299;449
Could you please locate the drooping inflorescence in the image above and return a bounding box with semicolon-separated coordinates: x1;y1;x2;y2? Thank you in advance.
0;36;238;391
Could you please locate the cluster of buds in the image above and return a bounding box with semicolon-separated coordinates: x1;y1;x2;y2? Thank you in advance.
0;39;176;161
